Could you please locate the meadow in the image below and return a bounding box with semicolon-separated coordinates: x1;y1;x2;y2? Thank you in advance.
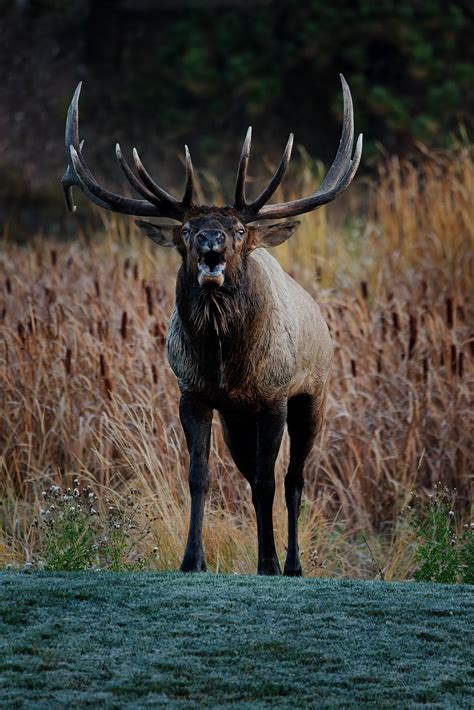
0;144;472;577
1;572;472;707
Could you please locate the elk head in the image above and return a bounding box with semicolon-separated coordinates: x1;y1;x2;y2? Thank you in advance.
62;76;362;288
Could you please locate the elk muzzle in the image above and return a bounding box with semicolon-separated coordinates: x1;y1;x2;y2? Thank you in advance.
196;230;227;288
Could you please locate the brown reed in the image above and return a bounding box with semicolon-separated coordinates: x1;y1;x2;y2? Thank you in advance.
0;144;472;577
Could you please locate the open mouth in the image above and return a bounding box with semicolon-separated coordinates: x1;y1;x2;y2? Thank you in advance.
197;251;226;286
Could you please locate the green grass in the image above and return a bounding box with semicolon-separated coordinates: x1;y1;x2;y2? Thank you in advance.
0;572;472;708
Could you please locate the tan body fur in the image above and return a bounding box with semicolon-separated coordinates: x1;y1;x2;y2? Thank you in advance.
167;249;333;412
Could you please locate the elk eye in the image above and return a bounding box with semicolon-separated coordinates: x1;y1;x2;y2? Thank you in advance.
181;227;190;238
236;228;245;237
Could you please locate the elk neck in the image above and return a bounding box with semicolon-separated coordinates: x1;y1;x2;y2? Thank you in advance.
175;254;264;345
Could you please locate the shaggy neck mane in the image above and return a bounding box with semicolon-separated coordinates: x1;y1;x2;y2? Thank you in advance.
176;257;260;339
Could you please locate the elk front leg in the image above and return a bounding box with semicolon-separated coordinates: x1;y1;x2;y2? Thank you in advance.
253;400;287;575
179;393;213;572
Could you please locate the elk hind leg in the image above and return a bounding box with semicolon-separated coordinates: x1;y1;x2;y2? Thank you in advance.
220;405;285;575
284;392;325;576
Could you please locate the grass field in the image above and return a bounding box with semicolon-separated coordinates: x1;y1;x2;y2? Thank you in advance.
1;144;473;577
1;571;472;707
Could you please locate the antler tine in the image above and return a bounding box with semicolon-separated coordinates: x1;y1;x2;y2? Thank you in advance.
239;76;362;222
115;143;164;205
62;82;85;212
182;145;195;208
318;74;354;192
234;127;252;211
61;82;185;219
241;133;293;221
69;145;167;216
255;132;363;220
132;148;180;207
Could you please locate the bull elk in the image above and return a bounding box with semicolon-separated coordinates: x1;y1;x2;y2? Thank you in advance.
62;76;362;575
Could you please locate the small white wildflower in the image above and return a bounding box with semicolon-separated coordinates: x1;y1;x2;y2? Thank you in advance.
470;523;474;530
73;488;80;497
90;507;98;515
449;511;455;517
50;485;60;494
88;492;95;501
41;491;47;498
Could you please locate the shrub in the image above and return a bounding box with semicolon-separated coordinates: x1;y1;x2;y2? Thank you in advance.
34;481;153;571
410;484;473;584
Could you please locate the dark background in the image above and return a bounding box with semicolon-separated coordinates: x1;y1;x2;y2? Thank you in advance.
0;0;473;236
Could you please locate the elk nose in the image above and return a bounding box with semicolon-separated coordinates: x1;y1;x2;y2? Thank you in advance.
197;230;225;251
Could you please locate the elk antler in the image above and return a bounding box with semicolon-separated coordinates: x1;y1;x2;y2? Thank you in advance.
61;82;195;220
234;75;362;222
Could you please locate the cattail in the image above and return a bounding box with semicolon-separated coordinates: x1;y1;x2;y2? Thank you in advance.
151;364;158;385
446;297;453;329
5;277;11;294
145;285;154;316
120;311;128;340
99;353;113;399
94;280;101;298
64;348;72;375
350;359;357;377
392;311;400;332
457;351;464;378
50;249;57;267
123;258;130;277
450;344;457;374
408;314;417;359
361;281;368;300
376;349;383;373
133;264;139;281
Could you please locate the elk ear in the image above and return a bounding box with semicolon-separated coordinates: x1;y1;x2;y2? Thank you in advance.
249;220;300;249
136;220;179;248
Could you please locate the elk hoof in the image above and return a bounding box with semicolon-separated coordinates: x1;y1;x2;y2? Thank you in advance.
180;550;206;573
283;563;302;577
258;557;281;576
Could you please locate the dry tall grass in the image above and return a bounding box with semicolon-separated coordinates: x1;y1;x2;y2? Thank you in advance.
1;145;472;577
